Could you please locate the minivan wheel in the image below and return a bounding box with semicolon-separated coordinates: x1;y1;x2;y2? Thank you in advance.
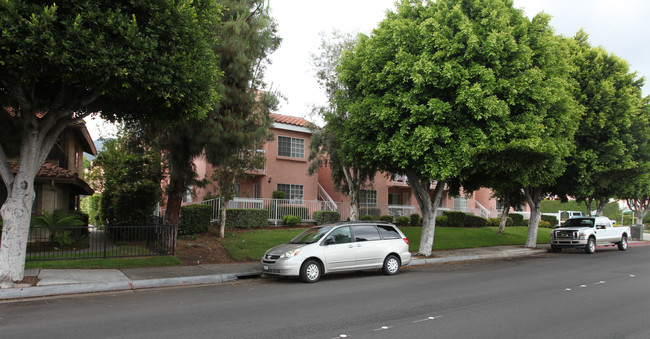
382;254;400;276
300;259;322;283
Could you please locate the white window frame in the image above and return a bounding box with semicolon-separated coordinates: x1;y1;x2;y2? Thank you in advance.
360;189;377;207
277;183;304;203
454;197;468;212
278;136;305;158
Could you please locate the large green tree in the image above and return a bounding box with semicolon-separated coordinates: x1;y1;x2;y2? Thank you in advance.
150;0;280;236
0;1;222;284
93;132;163;228
308;31;376;221
338;0;578;254
554;31;646;215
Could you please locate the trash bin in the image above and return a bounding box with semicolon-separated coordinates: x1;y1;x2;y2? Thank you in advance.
631;224;643;240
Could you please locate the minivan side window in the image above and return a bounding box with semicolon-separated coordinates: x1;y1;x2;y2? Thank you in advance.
377;225;401;239
353;225;381;242
324;226;352;244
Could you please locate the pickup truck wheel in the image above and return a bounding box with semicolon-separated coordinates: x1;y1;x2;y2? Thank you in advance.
551;246;562;253
617;235;628;251
585;237;596;254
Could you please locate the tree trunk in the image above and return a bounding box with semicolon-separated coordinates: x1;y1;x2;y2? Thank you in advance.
0;114;66;285
407;171;445;256
627;198;649;224
498;203;511;235
524;187;543;248
163;176;184;249
595;199;608;217
219;198;228;238
348;187;360;221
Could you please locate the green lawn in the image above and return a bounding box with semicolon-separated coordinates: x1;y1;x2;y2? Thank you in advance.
24;226;551;269
25;256;181;269
220;226;551;261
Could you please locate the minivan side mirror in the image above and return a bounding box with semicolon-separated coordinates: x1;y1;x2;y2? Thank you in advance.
324;238;335;245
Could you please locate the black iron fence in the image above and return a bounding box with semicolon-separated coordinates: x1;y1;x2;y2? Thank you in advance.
26;224;175;261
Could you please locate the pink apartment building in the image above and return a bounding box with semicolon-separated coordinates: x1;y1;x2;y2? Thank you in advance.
191;113;507;221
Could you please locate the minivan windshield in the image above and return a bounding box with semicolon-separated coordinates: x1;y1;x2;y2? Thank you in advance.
290;226;334;244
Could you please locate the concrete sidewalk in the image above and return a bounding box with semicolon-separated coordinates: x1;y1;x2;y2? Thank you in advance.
2;241;648;301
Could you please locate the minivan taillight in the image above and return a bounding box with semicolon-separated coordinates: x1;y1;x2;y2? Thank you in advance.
403;238;409;245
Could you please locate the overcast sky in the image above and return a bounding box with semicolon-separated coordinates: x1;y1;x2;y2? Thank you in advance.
86;0;650;140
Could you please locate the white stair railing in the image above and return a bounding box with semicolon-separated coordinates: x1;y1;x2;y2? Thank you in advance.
318;184;338;211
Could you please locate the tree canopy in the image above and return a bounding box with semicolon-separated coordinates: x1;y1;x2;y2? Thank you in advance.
337;0;578;254
553;31;646;215
0;0;224;284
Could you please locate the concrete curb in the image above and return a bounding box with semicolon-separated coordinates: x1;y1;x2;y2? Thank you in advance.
409;248;548;266
0;273;246;300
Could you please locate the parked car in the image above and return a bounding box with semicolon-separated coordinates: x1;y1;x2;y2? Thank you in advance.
261;221;411;282
550;216;630;254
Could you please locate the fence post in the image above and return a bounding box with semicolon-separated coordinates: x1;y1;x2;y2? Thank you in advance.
103;226;108;259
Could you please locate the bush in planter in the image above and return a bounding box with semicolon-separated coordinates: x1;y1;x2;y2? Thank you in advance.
272;190;285;199
313;211;340;225
179;204;212;235
395;216;410;226
226;208;268;229
410;214;421;226
379;215;394;223
282;215;301;227
360;215;374;221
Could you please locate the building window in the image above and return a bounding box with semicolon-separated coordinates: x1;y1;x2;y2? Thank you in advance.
253;183;260;199
235;183;241;198
182;186;193;203
388;193;402;205
277;183;303;202
278;136;304;158
360;189;377;207
454;197;468;212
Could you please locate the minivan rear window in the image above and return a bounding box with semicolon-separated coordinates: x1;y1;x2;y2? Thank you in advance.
377;225;401;239
353;225;381;241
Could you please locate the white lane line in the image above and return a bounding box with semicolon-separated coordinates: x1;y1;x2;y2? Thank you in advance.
413;315;443;323
373;325;394;331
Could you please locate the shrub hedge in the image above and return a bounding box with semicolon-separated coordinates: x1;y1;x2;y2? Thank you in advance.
395;216;410;226
179;204;212;235
541;214;558;227
435;211;487;227
359;208;381;218
268;206;309;220
410;214;421;226
360;215;374;221
510;213;526;226
379;215;394;223
313;211;341;225
226;208;268;229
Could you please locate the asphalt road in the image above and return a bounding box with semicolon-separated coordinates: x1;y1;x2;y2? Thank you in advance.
2;246;649;339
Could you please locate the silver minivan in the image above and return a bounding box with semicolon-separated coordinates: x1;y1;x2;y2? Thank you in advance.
261;221;411;282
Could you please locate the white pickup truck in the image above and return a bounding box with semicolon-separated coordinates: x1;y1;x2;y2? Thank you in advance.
550;216;630;254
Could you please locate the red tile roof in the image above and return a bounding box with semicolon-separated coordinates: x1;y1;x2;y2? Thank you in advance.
10;162;93;195
270;114;312;128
